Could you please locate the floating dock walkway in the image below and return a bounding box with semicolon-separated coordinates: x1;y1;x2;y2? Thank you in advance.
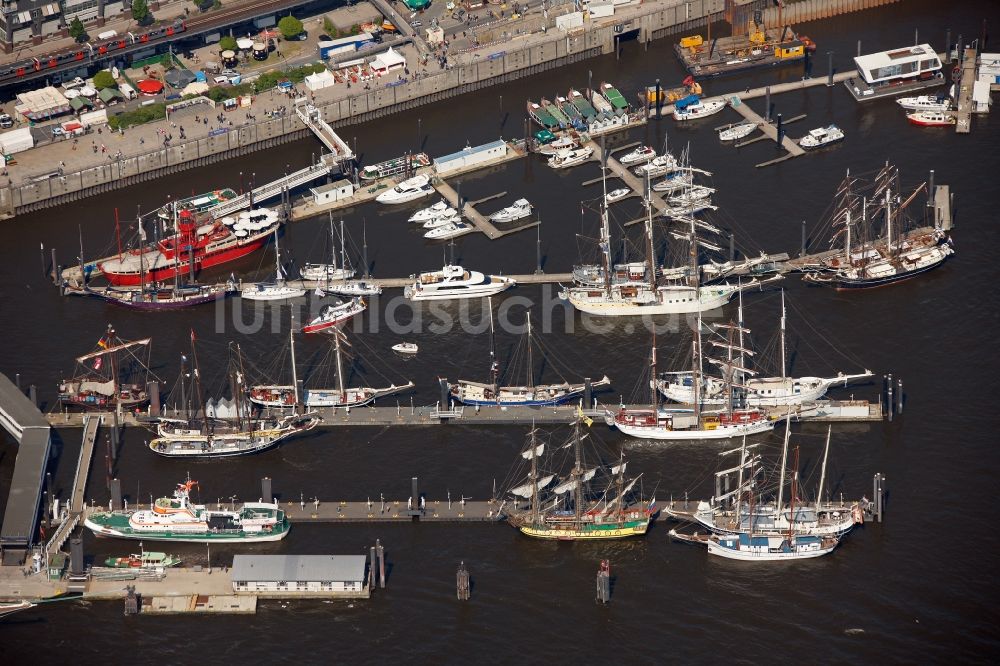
954;48;977;135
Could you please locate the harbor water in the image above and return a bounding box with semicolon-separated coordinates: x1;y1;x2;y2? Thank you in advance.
1;0;998;661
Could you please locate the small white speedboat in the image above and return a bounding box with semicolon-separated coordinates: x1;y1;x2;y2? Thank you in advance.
673;99;727;121
605;188;631;204
718;122;756;141
392;342;419;354
618;146;656;165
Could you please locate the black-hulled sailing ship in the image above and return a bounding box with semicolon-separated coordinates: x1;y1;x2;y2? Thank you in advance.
149;331;318;457
58;325;154;410
802;163;954;289
448;302;610;407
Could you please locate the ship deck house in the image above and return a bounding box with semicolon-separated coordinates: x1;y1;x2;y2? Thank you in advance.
231;554;369;598
854;44;942;86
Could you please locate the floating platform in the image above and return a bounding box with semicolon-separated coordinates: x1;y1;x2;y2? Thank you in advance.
843;73;947;103
674;30;811;78
139;595;257;614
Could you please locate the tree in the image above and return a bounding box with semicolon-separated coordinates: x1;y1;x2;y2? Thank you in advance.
131;0;152;26
278;15;304;40
93;71;116;90
68;17;88;43
323;16;338;38
219;35;238;52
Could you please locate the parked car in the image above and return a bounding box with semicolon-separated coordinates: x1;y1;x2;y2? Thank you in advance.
51;126;65;137
221;69;239;77
0;113;13;129
411;20;423;28
63;77;85;90
318;34;333;42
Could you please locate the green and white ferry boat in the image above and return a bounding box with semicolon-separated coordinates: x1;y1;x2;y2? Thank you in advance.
85;479;290;543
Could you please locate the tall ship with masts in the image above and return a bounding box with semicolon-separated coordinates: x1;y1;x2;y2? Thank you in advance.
665;426;866;538
249;328;413;409
58;325;155;410
448;303;610;407
560;167;772;316
607;320;774;441
149;331;319;458
658;290;872;406
802;163;954;289
503;420;656;540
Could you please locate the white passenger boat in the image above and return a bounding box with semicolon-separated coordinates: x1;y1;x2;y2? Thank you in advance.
673;98;727;121
408;200;453;222
392;342;418;354
404;264;515;301
489;198;533;223
422;211;462;229
634;153;678;178
799;125;845;149
547;146;594;169
896;95;951;111
375;174;434;204
618;145;656;165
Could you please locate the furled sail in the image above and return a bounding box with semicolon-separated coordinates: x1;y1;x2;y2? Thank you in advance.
552;468;597;494
510;474;555;498
602;475;642;514
521;442;545;460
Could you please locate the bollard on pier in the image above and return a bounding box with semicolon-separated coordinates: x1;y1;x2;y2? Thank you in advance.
596;560;611;604
456;562;471;601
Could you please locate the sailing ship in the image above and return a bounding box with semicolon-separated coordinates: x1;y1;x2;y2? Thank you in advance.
448;305;610;407
148;333;320;457
65;280;236;309
658;290;873;406
802;164;954;289
99;206;281;286
718;122;756;141
664;428;866;538
302;297;367;333
503;420;656;540
85;478;290;543
240;228;307;301
300;217;356;282
561;170;770;316
404;265;515;301
607;326;775;441
249;329;413;409
58;325;154;411
670;445;840;560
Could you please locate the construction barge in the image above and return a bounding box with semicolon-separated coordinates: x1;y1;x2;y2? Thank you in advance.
674;1;814;78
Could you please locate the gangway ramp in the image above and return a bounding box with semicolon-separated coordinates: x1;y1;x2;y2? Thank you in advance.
69;414;102;515
296;103;355;160
209;157;338;219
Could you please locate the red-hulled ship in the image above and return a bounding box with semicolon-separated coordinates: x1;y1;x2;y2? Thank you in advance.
98;207;280;286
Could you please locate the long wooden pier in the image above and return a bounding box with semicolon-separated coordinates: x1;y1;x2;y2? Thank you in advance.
955;48;977;135
69;414;101;515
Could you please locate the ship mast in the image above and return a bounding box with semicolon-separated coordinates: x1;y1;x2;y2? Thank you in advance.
530;423;540;527
107;325;120;411
339;219;347;276
788;446;800;541
273;228;283;283
884;186;894;259
290;329;299;407
775;411;791;513
649;333;658;411
815;425;831;511
335;328;346;400
693;309;703;422
645;170;656;293
572;418;583;527
779;288;787;379
734;437;747;528
190;330;209;435
487;297;498;389
525;312;533;390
